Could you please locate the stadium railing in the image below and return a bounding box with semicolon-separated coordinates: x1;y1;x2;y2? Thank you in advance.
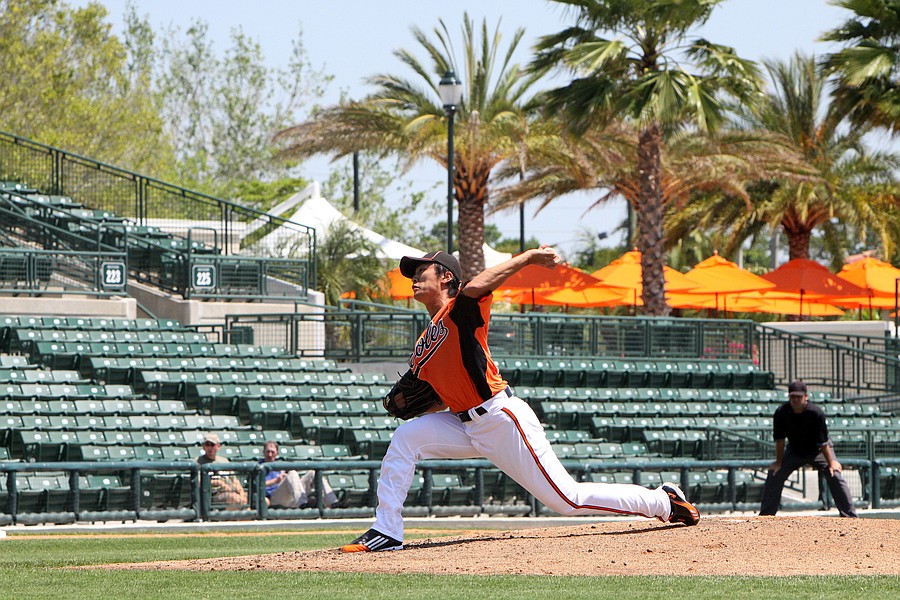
223;311;757;362
0;130;316;297
0;457;881;525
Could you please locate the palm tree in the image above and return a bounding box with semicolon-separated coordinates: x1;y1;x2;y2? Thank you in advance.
674;53;900;263
276;14;544;279
527;0;762;315
272;219;384;307
822;0;900;134
493;121;808;259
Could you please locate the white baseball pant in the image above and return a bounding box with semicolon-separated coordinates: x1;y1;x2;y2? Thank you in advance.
371;391;673;542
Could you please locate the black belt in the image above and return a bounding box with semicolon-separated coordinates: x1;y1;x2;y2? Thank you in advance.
457;406;487;423
457;387;513;422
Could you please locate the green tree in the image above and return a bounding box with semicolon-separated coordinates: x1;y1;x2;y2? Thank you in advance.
320;152;435;249
0;0;167;173
229;177;310;212
274;219;384;307
275;13;546;279
823;0;900;134
528;0;762;315
493;120;805;276
123;5;330;195
675;53;900;263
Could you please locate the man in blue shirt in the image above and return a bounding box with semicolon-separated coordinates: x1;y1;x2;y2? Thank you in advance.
759;381;857;517
260;441;338;508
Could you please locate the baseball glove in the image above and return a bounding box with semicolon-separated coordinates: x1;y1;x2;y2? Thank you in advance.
383;370;442;420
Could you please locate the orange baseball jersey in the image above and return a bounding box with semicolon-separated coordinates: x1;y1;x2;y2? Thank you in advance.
408;292;508;412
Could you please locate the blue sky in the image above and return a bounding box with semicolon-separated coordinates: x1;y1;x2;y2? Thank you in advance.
84;0;852;256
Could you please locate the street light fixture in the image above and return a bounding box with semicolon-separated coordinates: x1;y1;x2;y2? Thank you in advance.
438;69;463;255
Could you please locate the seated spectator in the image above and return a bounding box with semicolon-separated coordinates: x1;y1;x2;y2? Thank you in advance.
197;432;247;508
260;440;339;508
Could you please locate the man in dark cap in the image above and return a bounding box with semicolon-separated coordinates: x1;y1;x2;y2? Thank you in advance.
340;247;699;553
759;380;857;517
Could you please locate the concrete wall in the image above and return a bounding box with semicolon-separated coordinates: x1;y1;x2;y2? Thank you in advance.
764;320;896;339
0;295;136;318
126;280;324;327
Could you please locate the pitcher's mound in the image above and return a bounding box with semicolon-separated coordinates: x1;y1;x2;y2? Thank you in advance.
101;516;900;576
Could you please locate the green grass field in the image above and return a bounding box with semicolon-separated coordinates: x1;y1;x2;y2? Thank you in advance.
1;528;898;600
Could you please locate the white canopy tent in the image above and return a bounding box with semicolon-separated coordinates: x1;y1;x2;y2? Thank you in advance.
243;182;514;269
242;182;424;260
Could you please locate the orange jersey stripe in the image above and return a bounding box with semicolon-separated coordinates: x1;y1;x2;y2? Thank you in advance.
501;406;656;519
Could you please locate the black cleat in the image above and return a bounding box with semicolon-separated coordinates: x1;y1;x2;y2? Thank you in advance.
662;483;700;526
341;528;404;553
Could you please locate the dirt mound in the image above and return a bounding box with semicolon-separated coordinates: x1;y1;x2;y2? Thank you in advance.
99;516;900;576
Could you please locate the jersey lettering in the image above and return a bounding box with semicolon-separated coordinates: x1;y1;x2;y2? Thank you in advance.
409;318;449;372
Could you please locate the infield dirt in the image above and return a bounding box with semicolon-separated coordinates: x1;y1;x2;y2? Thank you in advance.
98;516;900;576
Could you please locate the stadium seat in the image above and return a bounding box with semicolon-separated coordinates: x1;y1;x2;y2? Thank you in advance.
348;429;392;459
431;473;474;506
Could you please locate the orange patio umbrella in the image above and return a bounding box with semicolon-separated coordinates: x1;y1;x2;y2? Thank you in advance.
497;261;603;306
526;284;632;308
497;262;601;292
741;292;845;317
835;257;900;309
385;267;414;300
762;259;868;298
668;290;845;316
589;249;701;307
675;252;776;311
759;258;867;316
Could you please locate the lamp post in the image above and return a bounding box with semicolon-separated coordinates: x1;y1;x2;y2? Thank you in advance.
438;69;463;255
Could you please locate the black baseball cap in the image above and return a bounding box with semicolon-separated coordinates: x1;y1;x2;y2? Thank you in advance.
788;380;807;396
399;251;462;281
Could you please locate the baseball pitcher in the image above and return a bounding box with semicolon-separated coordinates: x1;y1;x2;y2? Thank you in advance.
342;247;699;552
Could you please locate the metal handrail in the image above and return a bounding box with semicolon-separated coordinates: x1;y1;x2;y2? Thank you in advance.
224;310;758;362
1;457;882;524
0;130;317;288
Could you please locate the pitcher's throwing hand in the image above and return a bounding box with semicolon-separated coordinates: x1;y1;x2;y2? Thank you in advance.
531;245;561;269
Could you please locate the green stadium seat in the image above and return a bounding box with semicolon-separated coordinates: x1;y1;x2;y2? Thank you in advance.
586;471;616;484
139;473;189;510
320;444;356;459
71;430;106;447
153;430;185;447
105;445;137;461
620;441;650;458
22;474;71;514
179;430;205;446
160;445;193;461
79;445;110;461
635;471;662;488
14;430;62;461
210;415;242;430
0;354;34;369
78;474;130;512
484;470;529;507
431;473;474;506
656;361;691;388
591;442;623;458
327;472;371;507
734;470;766;503
613;471;635;484
133;445;166;461
348;429;392;458
291;445;325;460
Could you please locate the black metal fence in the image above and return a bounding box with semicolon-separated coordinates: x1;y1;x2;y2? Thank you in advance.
1;457;884;526
757;325;900;401
223;311;757;363
0;248;128;297
0;131;317;296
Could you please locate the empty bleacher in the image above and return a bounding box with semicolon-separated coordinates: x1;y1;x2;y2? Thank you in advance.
0;177;313;300
1;314;899;524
